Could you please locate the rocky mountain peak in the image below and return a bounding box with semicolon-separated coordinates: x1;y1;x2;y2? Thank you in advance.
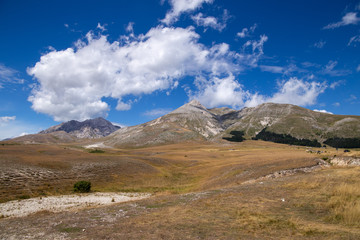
171;100;208;115
40;117;120;139
187;99;204;107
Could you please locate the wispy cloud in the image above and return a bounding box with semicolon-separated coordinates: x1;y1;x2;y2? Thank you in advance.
320;60;351;76
191;10;229;32
313;40;326;48
330;80;346;89
0;64;24;88
324;12;360;29
346;94;358;104
348;35;360;46
259;65;284;74
260;63;305;76
126;22;135;33
161;0;213;25
0;116;16;125
237;24;257;38
96;23;107;32
143;108;173;117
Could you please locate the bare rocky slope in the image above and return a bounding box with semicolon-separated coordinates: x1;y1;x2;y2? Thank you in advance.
103;100;223;147
103;101;360;147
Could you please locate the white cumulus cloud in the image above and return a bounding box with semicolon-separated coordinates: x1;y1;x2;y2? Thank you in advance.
190;74;248;109
28;26;250;121
191;77;327;109
161;0;213;25
267;78;327;106
324;12;360;29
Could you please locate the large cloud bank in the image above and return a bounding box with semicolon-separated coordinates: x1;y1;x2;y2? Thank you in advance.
28;26;251;121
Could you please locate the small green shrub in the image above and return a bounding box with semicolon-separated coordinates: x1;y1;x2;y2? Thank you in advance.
89;149;105;153
73;181;91;193
322;157;329;161
18;195;31;200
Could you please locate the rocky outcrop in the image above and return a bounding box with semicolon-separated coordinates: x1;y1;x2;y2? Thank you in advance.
330;157;360;166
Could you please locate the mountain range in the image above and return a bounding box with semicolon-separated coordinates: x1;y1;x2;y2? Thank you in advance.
102;100;360;148
7;100;360;147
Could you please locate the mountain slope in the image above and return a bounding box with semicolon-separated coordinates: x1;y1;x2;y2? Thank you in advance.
40;117;120;139
104;102;360;148
103;100;223;147
220;103;360;142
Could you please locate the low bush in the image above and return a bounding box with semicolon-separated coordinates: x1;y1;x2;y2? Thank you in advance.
89;149;105;153
73;181;91;193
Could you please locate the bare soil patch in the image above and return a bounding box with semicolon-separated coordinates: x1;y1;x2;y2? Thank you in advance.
0;192;150;218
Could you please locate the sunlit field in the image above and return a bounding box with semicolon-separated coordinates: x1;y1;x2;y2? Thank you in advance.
1;141;360;239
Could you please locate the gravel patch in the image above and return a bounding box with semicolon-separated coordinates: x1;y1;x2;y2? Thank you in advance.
0;192;151;218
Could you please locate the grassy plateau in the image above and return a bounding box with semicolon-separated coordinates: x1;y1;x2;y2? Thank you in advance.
0;140;359;239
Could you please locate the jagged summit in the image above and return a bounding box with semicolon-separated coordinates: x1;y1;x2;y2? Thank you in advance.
40;117;120;139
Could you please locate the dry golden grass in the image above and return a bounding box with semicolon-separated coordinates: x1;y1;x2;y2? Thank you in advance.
328;184;360;225
0;140;317;202
283;167;360;228
1;141;360;239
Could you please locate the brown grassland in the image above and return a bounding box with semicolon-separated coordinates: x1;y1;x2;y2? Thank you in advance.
0;140;360;239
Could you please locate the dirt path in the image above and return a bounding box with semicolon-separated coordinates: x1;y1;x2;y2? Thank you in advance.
0;192;151;218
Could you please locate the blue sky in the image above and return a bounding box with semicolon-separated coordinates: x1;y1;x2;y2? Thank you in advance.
0;0;360;139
